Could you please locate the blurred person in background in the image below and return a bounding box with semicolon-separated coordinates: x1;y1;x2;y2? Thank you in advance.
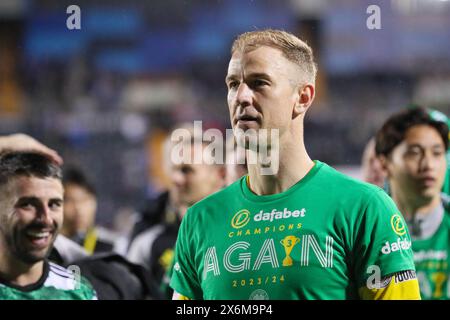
363;107;450;197
225;137;248;186
361;137;386;188
375;108;450;300
428;109;450;197
0;152;96;299
59;167;163;300
61;167;118;254
127;124;226;298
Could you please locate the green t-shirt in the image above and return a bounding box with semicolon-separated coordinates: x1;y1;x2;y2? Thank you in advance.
0;261;97;300
170;161;416;300
412;211;450;300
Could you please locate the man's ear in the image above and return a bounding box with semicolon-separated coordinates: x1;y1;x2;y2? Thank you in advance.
293;84;315;119
378;154;390;175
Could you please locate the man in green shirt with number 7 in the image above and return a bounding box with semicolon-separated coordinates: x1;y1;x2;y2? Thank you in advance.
170;29;420;300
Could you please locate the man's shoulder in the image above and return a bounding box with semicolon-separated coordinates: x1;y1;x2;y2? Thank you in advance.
316;161;385;198
48;261;75;278
47;262;81;287
191;177;244;210
94;227;120;253
314;161;395;221
184;177;244;221
127;224;166;264
0;262;96;300
46;262;96;298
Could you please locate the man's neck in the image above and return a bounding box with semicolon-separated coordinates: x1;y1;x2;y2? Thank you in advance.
392;190;441;220
246;135;314;195
0;249;45;287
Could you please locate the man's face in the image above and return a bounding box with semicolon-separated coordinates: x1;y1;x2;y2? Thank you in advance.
63;183;97;237
0;176;63;264
226;46;300;145
386;125;447;201
169;161;223;208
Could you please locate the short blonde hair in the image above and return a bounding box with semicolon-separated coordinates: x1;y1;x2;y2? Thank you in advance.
231;29;317;84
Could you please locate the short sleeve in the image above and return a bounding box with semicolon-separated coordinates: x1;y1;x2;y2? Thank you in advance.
353;190;416;288
169;208;203;299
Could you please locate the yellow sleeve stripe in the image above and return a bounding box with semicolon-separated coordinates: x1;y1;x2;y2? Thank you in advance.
359;276;421;300
173;291;192;300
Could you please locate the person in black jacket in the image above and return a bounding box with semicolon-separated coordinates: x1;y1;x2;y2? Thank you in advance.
61;167;118;254
127;125;226;297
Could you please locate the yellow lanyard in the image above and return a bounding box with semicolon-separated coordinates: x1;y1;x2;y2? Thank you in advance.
83;228;98;255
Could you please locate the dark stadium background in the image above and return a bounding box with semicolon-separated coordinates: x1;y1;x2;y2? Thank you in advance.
1;0;449;229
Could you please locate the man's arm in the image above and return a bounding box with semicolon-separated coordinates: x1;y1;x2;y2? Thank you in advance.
354;189;420;300
169;208;204;300
0;133;63;164
359;270;421;300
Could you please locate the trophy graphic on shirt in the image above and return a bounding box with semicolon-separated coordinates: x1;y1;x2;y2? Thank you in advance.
280;235;300;267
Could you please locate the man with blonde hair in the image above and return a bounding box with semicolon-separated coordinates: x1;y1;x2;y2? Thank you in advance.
170;29;420;300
